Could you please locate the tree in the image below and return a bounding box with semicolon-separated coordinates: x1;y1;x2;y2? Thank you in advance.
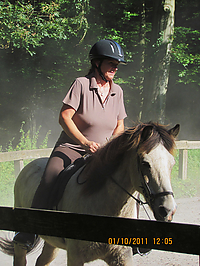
165;0;200;139
0;0;90;147
140;0;175;123
1;0;200;148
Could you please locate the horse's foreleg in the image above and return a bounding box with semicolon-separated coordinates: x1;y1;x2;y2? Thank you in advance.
35;241;60;266
14;244;27;266
67;252;84;266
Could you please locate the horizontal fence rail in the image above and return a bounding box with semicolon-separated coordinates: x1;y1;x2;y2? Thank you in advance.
175;140;200;150
175;141;200;180
0;207;199;255
0;141;200;179
0;148;52;178
0;148;52;162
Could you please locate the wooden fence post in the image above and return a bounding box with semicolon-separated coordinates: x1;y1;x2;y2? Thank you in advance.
14;160;24;178
178;149;188;180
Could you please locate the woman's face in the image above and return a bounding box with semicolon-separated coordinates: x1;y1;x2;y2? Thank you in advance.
98;59;119;81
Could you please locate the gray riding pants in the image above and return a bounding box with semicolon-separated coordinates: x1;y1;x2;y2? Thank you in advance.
31;145;86;209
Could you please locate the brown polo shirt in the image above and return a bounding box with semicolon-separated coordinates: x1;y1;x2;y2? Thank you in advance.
56;74;127;151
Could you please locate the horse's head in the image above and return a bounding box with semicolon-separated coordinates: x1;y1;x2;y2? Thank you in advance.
81;122;180;222
136;123;180;222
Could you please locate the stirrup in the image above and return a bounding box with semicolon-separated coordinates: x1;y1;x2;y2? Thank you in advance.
13;232;38;250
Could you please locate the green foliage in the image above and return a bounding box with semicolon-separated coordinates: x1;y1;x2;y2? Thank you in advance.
3;122;51;151
171;27;200;85
14;123;51;150
0;0;89;55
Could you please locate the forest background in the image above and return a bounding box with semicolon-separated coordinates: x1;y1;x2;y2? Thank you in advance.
0;0;200;150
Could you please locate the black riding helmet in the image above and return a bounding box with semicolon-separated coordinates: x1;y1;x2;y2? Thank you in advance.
89;39;126;82
89;39;126;64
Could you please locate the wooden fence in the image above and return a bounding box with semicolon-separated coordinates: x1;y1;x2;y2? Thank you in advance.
176;141;200;180
0;206;199;255
0;141;200;179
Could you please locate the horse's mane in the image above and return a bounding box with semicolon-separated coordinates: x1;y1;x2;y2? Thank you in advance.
82;122;176;196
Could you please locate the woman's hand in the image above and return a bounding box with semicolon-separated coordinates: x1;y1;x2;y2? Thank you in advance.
82;141;100;154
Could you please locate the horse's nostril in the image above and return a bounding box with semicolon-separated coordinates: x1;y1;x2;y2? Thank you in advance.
159;206;168;218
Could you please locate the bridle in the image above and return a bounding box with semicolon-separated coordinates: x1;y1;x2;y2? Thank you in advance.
138;156;174;207
138;156;174;208
110;155;174;219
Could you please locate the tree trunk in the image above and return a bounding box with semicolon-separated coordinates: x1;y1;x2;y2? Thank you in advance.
140;0;175;123
138;0;146;121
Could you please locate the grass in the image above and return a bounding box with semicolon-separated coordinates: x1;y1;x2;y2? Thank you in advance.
0;125;200;206
171;149;200;199
0;161;15;206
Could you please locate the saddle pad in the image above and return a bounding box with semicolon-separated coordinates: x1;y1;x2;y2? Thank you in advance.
48;154;91;209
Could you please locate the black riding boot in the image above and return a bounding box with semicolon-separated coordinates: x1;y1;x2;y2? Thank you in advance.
13;232;38;250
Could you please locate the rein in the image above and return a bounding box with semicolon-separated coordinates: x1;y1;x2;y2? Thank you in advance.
109;176;151;220
109;176;146;205
109;176;152;220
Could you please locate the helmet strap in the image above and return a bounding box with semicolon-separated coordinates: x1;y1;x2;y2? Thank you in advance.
96;59;109;83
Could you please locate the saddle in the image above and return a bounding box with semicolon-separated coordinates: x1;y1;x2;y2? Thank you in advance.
48;154;91;209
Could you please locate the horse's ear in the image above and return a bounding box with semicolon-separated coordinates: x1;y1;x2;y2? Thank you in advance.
141;125;153;142
168;124;180;138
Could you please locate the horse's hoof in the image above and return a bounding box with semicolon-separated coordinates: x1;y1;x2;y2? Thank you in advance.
132;247;151;256
13;232;38;250
137;247;152;256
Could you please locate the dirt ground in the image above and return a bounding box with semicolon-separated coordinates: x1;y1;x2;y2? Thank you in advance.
0;197;199;266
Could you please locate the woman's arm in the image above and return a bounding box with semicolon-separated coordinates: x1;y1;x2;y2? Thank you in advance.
59;104;100;153
112;119;125;136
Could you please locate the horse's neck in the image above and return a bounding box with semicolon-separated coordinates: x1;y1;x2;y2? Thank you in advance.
112;150;138;193
119;192;139;219
104;152;139;218
59;150;139;219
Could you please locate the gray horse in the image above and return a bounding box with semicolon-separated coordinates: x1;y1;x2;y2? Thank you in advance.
0;122;179;266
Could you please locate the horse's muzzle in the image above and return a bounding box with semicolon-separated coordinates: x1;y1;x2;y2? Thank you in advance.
166;207;177;222
154;205;177;222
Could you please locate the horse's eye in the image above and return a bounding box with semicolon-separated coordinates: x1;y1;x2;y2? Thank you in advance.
142;161;150;168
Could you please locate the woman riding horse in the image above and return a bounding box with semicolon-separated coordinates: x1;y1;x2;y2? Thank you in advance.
13;39;127;248
0;122;179;266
